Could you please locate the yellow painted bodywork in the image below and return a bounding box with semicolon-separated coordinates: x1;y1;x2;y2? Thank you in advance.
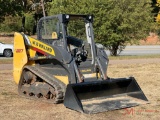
81;69;92;72
54;75;69;85
13;32;100;86
28;46;36;58
13;32;68;85
83;73;100;79
13;32;28;84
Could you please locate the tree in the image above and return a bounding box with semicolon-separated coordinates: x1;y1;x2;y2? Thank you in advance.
0;0;52;33
49;0;155;56
155;0;160;23
0;0;22;22
100;0;155;55
151;0;159;19
12;0;51;34
22;0;52;34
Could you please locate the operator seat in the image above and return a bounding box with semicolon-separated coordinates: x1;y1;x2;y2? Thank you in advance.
51;32;64;47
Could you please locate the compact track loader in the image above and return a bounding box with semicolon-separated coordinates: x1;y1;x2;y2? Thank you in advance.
13;14;148;113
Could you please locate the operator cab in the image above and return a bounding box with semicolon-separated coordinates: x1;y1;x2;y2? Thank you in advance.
37;14;95;64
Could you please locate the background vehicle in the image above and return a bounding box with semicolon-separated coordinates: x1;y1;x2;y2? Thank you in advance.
13;14;148;114
0;42;13;57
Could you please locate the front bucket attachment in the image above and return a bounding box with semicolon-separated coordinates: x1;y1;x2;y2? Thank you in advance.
64;77;148;114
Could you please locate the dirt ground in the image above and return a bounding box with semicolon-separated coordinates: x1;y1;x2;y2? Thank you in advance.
0;59;160;120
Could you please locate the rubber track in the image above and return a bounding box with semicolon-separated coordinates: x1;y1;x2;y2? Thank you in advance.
18;65;66;104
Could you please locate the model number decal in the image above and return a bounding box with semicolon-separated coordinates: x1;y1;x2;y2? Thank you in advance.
16;49;23;53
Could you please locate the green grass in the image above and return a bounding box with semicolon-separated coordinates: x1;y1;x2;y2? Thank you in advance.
109;54;160;60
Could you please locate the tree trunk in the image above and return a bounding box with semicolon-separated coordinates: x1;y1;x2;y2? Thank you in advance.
109;44;119;56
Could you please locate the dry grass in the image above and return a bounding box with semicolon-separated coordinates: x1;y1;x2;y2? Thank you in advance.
0;62;160;120
1;55;160;65
0;37;13;44
109;54;160;60
140;34;160;45
0;35;37;44
0;58;13;64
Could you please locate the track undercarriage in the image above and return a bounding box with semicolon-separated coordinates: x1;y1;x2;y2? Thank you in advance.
18;66;65;104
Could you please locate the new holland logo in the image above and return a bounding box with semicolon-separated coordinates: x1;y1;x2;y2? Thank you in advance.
32;41;52;53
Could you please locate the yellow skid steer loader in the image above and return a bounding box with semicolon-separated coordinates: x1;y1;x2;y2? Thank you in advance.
13;14;148;113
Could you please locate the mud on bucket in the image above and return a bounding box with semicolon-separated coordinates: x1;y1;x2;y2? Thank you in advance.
64;77;148;114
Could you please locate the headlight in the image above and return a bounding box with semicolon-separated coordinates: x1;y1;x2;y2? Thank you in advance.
66;15;69;19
